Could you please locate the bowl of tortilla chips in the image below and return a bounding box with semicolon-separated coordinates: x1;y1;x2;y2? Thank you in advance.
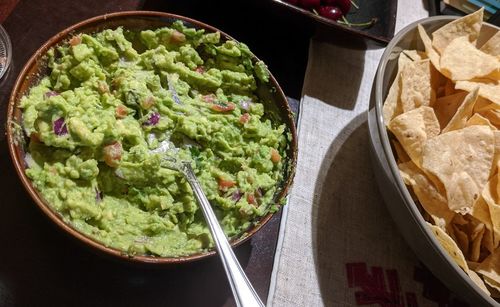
369;9;500;305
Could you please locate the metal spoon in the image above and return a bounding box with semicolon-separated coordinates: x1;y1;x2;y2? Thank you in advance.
154;140;264;307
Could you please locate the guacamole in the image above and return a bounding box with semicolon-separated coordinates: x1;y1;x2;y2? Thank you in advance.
19;22;289;257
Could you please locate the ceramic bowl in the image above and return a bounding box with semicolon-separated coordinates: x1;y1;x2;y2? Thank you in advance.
6;11;297;265
368;15;500;306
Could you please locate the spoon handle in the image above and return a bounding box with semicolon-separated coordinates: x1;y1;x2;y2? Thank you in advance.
182;162;265;307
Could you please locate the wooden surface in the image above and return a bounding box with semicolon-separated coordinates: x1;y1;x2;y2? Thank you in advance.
0;0;19;24
0;0;311;306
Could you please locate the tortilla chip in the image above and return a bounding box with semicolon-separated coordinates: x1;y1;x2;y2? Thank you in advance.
480;31;500;57
468;260;481;270
469;217;486;239
474;97;500;113
470;223;485;262
427;222;469;271
492;133;500;178
433;215;450;230
496;161;500;200
456;79;500;105
476;247;500;287
400;60;437;112
422;125;494;214
432;8;484;54
479;110;500;129
442;87;479;133
399;161;455;224
434;91;467;128
484;276;500;297
453;224;470;255
440;36;500;81
466;113;497;130
487;200;500;244
454;214;469;225
473;195;494;238
444;79;456;96
483;228;497;254
468;270;492;296
391;139;411;163
382;53;414;124
389;106;440;166
418;24;442;71
482;175;500;246
402;49;426;61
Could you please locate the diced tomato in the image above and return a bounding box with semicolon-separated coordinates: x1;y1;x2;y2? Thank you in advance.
202;94;216;103
239;113;250;124
97;82;109;94
270;148;281;163
195;66;205;74
247;193;256;206
218;178;236;191
115;105;128;119
170;30;186;44
30;132;41;143
141;96;155;109
69;35;82;46
103;142;122;167
211;102;236;112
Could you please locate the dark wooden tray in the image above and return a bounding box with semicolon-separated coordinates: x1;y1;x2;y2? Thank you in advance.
0;0;306;306
271;0;398;44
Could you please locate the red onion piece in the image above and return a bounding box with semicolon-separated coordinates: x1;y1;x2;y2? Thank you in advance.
144;112;160;126
240;99;252;111
232;190;243;202
95;187;103;203
44;91;59;99
53;117;68;136
256;187;264;198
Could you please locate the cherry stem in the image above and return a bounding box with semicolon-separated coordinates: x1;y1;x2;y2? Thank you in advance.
350;0;359;9
338;17;378;27
312;8;319;16
341;15;350;27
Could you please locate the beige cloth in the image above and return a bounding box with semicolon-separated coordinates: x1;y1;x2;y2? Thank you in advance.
268;2;441;306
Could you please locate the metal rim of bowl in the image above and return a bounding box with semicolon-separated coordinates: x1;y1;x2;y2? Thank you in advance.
6;11;298;265
374;16;500;305
0;24;12;80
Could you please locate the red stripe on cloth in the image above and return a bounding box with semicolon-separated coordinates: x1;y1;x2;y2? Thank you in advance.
346;262;472;306
346;262;416;307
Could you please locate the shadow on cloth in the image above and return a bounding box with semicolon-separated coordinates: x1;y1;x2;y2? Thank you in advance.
310;113;406;306
302;40;367;111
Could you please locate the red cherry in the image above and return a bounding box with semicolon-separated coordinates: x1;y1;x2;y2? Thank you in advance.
321;0;351;14
299;0;321;9
318;6;343;21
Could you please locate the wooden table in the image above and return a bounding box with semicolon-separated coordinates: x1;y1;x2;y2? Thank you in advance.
0;0;312;306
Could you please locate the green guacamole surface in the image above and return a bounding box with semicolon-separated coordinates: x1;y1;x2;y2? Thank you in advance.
20;21;288;257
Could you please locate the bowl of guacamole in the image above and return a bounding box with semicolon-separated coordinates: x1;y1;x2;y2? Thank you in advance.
7;11;297;263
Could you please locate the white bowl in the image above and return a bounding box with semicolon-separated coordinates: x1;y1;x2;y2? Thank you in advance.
368;16;500;306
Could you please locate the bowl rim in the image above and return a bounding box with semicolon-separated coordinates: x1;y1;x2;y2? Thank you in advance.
0;24;12;80
374;15;500;303
6;11;298;265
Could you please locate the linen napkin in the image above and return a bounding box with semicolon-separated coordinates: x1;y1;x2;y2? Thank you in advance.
267;2;471;306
